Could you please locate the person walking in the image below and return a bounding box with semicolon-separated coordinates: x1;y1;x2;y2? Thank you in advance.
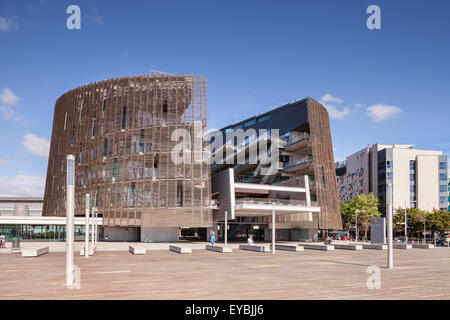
247;234;255;246
210;231;216;246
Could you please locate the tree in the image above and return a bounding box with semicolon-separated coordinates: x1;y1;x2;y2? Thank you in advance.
340;193;381;241
428;209;450;240
413;209;429;242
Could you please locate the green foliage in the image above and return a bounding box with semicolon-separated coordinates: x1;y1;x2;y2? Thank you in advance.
341;193;381;240
394;207;450;239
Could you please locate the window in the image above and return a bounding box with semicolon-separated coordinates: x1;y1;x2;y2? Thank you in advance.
410;202;416;208
234;123;243;129
440;173;447;181
410;185;415;193
163;100;168;113
387;172;393;180
440;162;447;170
441;196;447;204
441;185;447;193
257;114;271;123
140;130;145;153
103;139;108;157
410;160;415;170
386;161;392;169
224;127;233;134
244;119;256;127
122;106;127;129
410;174;415;181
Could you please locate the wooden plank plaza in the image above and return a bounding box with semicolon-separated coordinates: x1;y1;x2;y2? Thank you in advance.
1;242;450;299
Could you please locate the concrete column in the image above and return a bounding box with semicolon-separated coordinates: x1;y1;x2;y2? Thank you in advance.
272;204;275;254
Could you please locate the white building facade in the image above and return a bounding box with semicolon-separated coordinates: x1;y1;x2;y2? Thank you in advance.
336;144;448;213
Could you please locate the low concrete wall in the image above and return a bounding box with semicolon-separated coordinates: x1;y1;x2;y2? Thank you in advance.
412;244;434;249
239;244;267;252
333;244;363;251
169;245;191;254
270;244;304;252
302;244;334;251
363;244;387;250
394;244;412;249
22;247;49;257
129;245;146;255
205;245;232;253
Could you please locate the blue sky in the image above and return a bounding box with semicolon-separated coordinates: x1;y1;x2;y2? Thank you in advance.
0;0;449;196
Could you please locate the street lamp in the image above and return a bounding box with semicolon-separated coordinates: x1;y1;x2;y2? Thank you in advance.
355;210;361;242
66;155;75;287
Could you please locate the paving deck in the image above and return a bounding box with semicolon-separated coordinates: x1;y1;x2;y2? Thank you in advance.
1;244;450;299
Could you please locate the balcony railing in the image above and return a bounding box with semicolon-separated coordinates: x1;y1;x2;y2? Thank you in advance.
285;132;311;147
235;197;318;208
283;156;313;170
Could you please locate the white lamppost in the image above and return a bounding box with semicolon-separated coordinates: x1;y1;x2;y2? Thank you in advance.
224;210;228;247
66;155;75;287
91;207;95;250
85;194;90;258
272;203;276;254
387;183;394;269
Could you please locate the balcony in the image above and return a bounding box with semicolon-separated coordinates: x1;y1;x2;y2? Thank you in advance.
283;156;313;173
234;197;319;217
284;132;311;152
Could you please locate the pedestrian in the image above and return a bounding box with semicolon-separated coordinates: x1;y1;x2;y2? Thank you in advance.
0;234;5;248
210;231;216;246
247;234;255;246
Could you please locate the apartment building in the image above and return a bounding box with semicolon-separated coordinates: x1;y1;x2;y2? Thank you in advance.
336;144;449;213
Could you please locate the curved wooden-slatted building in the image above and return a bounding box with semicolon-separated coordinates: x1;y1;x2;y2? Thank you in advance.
43;74;212;240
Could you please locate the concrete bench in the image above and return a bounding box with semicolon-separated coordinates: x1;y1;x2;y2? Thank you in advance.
239;244;267;252
169;245;191;254
205;245;232;253
412;244;435;249
129;245;146;255
80;246;96;256
270;244;304;252
301;244;334;251
333;244;363;251
362;244;387;250
22;247;49;257
394;244;412;249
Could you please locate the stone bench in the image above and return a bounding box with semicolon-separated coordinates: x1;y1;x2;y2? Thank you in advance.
129;245;146;255
205;245;232;253
80;246;96;256
169;245;191;254
333;244;363;251
270;244;304;252
301;244;334;251
412;244;435;249
22;247;49;257
394;244;412;249
362;244;387;250
239;244;267;252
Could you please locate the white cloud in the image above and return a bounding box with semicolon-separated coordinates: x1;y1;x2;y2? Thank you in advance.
319;94;350;120
22;133;50;158
0;16;18;32
321;94;342;104
322;103;351;120
0;88;19;105
0;106;23;121
0;174;45;197
354;103;362;108
366;104;403;122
